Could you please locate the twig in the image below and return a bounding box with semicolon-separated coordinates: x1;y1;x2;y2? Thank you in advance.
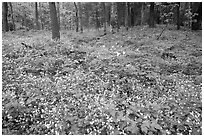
157;24;168;40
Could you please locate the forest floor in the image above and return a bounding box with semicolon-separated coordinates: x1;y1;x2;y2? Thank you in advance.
2;25;202;135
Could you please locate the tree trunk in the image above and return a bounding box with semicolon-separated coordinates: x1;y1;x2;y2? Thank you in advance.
141;2;145;25
116;3;121;32
2;2;9;32
176;2;180;30
107;3;111;26
23;6;28;31
74;2;79;32
101;2;107;35
35;2;40;30
191;2;202;30
95;8;100;31
56;2;60;30
149;2;155;28
39;2;43;30
9;2;15;31
125;2;129;31
78;2;83;33
49;2;60;40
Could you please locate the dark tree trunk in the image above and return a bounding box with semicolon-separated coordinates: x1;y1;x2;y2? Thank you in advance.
125;2;129;30
35;2;40;30
141;2;145;25
74;2;79;32
56;2;60;30
116;3;121;32
78;2;83;33
101;2;107;35
191;2;202;30
107;3;111;26
9;2;15;31
49;2;60;40
95;8;100;31
149;2;155;28
39;2;44;30
176;2;180;30
2;2;9;32
23;6;28;31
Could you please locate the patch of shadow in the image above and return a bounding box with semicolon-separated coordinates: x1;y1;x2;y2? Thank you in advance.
161;52;177;60
182;62;202;75
189;50;202;57
159;63;183;74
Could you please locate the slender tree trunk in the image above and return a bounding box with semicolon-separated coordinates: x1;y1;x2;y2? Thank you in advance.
141;2;144;25
78;2;83;33
49;2;60;40
101;2;107;35
125;2;129;31
74;2;79;32
95;8;100;31
3;2;9;32
24;12;27;30
149;2;155;28
56;2;60;30
35;2;40;30
189;2;192;29
176;2;180;30
9;2;15;31
39;2;43;30
116;3;121;32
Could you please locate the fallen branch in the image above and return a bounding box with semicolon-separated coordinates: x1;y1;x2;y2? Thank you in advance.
157;24;168;40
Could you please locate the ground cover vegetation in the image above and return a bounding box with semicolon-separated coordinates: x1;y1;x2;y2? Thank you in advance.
2;2;202;135
2;25;202;135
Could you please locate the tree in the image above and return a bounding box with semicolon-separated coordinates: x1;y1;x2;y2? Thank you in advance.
35;2;40;30
9;2;15;31
49;2;60;40
39;2;44;30
191;2;202;30
56;2;60;29
78;2;83;33
176;2;180;30
125;2;129;30
149;2;155;28
95;5;100;31
116;3;121;32
74;2;79;32
141;2;145;25
2;2;9;32
101;2;107;35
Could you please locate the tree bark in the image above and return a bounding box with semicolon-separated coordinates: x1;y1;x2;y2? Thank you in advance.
176;2;180;30
39;2;43;30
23;6;28;31
116;3;121;32
141;2;145;25
125;2;129;31
95;8;100;31
9;2;15;31
2;2;9;32
101;2;107;35
56;2;60;30
149;2;155;28
35;2;40;30
191;2;202;30
49;2;60;40
74;2;79;32
78;2;83;33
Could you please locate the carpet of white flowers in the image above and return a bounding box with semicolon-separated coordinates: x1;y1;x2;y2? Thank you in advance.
2;26;202;135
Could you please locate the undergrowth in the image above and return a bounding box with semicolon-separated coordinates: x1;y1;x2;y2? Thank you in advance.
2;26;202;135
